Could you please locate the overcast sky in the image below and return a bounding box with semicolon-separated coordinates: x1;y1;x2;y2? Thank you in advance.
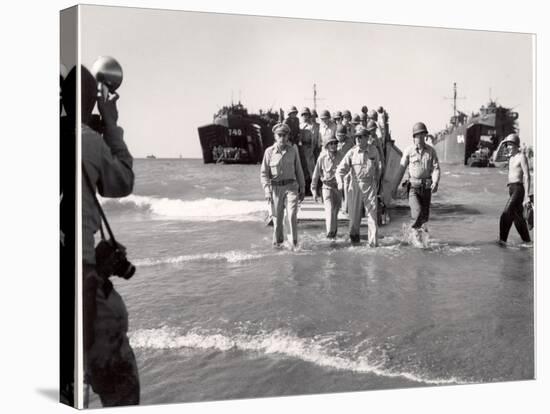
68;5;534;158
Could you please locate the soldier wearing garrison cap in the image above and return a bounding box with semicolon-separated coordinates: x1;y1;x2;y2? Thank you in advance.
393;122;441;245
261;123;305;248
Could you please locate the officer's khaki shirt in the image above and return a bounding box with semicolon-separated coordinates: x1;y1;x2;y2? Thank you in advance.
260;144;305;191
401;144;440;181
300;121;320;148
319;122;336;149
311;150;344;190
336;144;381;192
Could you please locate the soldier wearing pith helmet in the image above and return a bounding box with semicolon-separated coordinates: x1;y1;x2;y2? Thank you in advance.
393;122;441;243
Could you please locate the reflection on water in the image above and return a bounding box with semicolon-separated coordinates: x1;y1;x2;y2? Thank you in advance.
97;160;533;405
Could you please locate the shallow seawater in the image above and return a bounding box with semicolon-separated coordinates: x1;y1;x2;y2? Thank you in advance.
89;159;534;406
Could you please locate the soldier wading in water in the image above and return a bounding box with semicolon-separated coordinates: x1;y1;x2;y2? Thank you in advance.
498;133;532;246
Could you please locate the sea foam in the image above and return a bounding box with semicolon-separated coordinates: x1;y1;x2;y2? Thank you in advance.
130;326;468;386
135;250;266;266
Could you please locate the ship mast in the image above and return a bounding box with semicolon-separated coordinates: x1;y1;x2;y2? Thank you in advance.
313;83;317;110
444;82;466;118
306;83;325;111
453;82;457;117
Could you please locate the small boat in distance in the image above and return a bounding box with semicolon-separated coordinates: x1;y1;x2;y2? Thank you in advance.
146;154;157;159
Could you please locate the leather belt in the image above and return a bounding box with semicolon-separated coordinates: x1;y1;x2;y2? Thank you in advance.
271;179;296;186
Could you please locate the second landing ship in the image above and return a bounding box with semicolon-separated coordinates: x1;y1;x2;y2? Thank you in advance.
432;84;518;167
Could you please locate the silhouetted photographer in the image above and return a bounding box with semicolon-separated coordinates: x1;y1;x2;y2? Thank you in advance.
61;61;140;407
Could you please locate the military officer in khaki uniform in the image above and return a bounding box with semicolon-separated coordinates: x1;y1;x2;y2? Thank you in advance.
337;126;382;246
311;135;344;239
335;124;354;214
261;123;306;247
393;122;441;242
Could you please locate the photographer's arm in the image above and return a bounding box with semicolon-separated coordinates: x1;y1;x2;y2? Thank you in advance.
96;126;134;197
96;89;134;197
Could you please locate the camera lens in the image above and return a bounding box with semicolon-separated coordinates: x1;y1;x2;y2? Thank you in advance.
122;264;136;280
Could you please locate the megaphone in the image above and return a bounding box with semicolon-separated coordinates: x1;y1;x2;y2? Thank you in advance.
91;56;123;92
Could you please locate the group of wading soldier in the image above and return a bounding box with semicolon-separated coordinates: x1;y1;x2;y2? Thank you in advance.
260;106;391;247
261;109;532;248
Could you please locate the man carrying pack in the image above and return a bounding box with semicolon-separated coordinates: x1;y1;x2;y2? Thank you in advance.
62;65;139;406
261;123;306;247
393;122;441;244
498;133;532;245
337;126;382;246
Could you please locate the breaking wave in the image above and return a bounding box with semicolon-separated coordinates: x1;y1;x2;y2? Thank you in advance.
130;326;468;386
101;195;267;222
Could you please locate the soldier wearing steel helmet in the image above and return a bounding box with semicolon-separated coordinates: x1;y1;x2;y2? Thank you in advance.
342;109;355;141
393;122;441;243
299;107;319;194
366;120;385;170
260;123;306;248
310;109;321;160
359;112;369;129
336;126;382;246
311;134;344;239
332;110;343;127
318;109;337;154
376;106;388;142
284;105;301;146
335;124;354;215
498;133;532;245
